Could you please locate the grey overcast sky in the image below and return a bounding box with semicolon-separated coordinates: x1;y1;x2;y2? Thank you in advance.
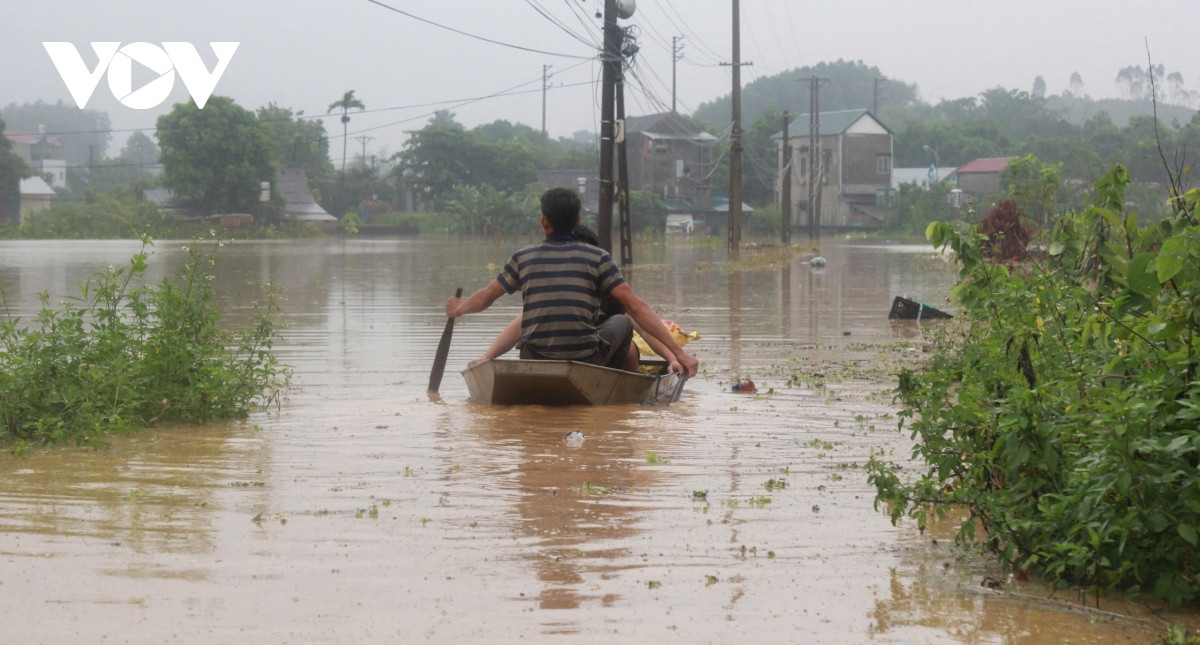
4;0;1197;159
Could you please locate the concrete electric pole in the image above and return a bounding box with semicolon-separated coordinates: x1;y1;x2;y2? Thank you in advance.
597;0;621;253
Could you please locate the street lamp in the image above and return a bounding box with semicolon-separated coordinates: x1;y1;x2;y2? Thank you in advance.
922;145;940;182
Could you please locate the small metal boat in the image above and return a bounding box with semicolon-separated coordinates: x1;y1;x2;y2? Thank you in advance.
461;359;681;406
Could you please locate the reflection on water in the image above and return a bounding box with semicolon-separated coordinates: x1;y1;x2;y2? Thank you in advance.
0;236;1180;642
466;405;669;617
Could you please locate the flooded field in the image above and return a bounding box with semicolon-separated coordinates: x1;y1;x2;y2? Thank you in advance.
0;236;1183;642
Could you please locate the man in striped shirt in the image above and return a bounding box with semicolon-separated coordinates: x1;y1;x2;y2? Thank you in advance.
446;187;698;376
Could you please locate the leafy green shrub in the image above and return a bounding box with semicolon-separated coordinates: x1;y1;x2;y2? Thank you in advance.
18;193;176;239
11;193;323;240
0;236;289;447
868;164;1200;607
885;181;963;236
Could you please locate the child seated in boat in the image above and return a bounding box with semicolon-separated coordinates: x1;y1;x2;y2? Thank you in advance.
632;320;701;374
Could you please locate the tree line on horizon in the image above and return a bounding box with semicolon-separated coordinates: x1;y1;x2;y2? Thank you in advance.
1;58;1197;229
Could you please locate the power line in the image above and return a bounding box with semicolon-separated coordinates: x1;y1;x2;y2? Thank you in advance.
363;0;593;59
779;0;806;63
524;0;598;48
342;80;596;139
757;2;791;77
649;0;724;64
12;62;597;141
563;0;602;42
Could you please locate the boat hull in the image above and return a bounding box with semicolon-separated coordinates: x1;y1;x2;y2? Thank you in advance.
462;359;679;406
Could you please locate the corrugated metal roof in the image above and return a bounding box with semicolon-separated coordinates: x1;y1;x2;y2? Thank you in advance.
773;109;891;139
624;112;715;142
19;176;54;195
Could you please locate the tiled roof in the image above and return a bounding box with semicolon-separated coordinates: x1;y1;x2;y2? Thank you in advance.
955;157;1015;174
5;132;61;146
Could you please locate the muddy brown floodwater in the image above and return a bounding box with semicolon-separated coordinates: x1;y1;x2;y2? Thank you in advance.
0;236;1191;643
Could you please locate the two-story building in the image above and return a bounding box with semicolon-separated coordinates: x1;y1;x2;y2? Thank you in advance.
775;109;893;229
623;112;718;206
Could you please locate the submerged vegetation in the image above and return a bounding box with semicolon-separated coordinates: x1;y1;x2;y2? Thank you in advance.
0;192;324;240
0;235;289;448
868;164;1200;606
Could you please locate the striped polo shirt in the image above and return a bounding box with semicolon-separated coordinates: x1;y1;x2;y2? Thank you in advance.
496;232;626;360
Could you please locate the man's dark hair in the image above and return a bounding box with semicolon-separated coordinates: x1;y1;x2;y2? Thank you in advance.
541;187;581;232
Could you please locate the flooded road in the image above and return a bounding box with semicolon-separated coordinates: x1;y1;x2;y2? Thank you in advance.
0;236;1178;642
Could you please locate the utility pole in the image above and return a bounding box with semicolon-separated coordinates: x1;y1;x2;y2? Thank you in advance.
597;0;621;252
804;76;827;239
728;0;743;259
616;73;632;266
671;36;684;113
781;111;791;246
542;63;553;136
354;135;373;168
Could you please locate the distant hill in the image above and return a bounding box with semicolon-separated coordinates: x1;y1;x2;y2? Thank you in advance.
688;60;1196;132
691;60;919;131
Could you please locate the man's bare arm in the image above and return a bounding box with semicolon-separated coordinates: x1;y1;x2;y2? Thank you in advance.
610;283;699;376
446;279;506;318
469;314;522;367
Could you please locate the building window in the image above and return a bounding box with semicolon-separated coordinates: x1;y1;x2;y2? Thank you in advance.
799;154;808;176
876;154;891;174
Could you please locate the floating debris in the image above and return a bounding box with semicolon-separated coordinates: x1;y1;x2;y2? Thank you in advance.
888;295;953;320
731;379;756;393
565;431;584;446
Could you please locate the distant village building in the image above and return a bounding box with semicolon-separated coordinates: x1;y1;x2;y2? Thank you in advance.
623;112;718;204
891;166;954;191
621;111;752;235
16;176;55;221
775;109;893;229
5;127;62;168
946;157;1016;200
536;170;600;216
278;168;338;230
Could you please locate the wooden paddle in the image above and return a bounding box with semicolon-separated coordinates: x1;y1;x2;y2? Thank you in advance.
427;287;462;393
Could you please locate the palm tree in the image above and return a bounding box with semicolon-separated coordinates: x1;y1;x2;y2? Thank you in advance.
328;90;365;174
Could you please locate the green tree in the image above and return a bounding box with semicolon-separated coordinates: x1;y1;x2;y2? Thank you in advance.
394;112;538;206
395;115;471;202
1001;153;1062;228
257;103;334;189
156;96;275;216
442;183;540;235
629;189;667;236
884;181;960;235
0;116;33;223
327;90;365;174
742;109;786;206
118;131;159;170
1032;75;1046;99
